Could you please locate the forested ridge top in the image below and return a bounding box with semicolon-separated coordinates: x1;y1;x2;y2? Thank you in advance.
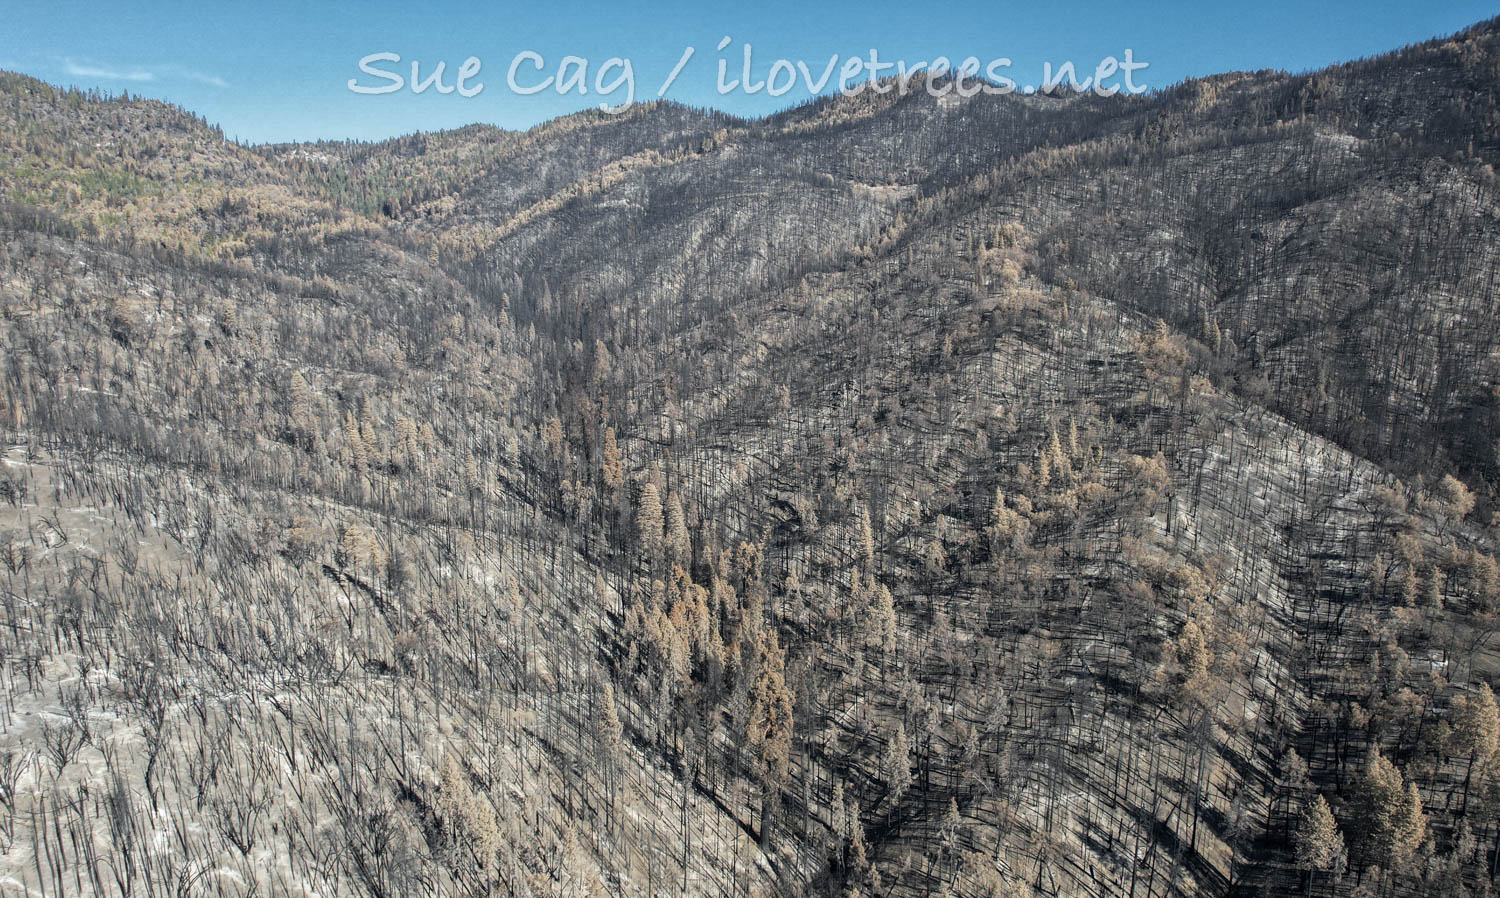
1;15;1500;898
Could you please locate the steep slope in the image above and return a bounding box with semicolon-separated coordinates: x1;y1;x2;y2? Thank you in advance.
1;16;1500;898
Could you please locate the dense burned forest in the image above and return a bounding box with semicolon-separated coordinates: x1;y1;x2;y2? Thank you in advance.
3;15;1500;898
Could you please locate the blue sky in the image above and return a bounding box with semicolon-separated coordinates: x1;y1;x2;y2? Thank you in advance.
2;0;1494;144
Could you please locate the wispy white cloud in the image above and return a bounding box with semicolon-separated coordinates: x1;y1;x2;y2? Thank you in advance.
57;58;228;88
176;68;229;88
62;57;156;82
